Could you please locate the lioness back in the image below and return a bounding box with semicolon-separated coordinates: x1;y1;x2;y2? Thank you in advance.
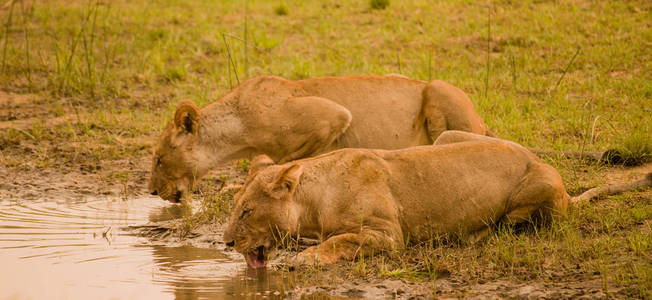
298;76;432;150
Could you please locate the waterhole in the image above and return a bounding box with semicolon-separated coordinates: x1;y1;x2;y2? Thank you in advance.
0;196;300;299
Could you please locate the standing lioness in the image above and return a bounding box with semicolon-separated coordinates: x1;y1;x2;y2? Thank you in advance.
148;75;491;203
223;132;651;268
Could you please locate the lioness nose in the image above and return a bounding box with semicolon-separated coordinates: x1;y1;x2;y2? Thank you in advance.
226;240;235;247
151;190;158;196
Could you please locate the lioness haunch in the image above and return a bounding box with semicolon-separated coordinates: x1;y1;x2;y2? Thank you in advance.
223;132;652;268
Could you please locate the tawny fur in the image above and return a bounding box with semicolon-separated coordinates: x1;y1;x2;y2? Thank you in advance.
148;75;490;202
223;131;651;266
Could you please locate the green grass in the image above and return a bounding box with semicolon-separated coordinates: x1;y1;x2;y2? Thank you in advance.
1;0;650;297
1;0;649;157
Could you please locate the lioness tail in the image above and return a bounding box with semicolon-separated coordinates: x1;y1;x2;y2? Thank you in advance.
571;172;652;206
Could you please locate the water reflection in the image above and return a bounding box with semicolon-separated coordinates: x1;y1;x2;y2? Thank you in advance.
148;245;297;299
0;197;325;299
148;204;187;222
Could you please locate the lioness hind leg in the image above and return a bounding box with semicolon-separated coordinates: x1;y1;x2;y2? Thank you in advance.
504;163;569;225
421;80;489;140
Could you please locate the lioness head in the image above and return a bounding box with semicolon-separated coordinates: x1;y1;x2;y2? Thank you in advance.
223;155;303;268
148;100;203;203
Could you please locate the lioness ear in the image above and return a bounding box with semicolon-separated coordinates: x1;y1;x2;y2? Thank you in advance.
249;155;275;175
268;164;303;199
174;100;199;135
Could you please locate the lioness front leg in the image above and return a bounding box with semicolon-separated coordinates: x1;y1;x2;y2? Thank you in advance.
275;96;352;163
295;231;400;266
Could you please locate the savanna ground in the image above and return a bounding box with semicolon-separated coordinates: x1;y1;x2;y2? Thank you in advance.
1;0;651;298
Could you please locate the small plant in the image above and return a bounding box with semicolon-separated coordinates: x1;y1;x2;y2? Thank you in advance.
274;3;288;16
162;65;187;82
110;171;131;201
627;232;651;256
604;129;652;166
177;204;197;238
370;0;389;10
236;159;250;172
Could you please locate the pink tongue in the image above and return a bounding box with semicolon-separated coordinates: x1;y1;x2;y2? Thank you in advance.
246;253;268;269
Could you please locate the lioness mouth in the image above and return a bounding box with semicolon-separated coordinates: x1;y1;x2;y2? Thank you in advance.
245;245;268;269
172;191;182;203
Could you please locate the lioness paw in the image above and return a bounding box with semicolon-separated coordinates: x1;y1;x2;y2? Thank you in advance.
294;247;338;266
293;248;319;266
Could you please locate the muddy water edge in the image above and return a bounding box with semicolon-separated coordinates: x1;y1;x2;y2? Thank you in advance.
0;198;302;298
0;159;356;300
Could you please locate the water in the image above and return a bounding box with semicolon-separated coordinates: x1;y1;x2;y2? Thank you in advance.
0;197;298;300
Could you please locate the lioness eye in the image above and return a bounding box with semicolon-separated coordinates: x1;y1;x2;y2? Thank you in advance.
156;157;162;166
240;208;252;219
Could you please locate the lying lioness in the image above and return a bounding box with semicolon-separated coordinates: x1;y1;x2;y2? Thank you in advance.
148;75;491;203
223;131;652;268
